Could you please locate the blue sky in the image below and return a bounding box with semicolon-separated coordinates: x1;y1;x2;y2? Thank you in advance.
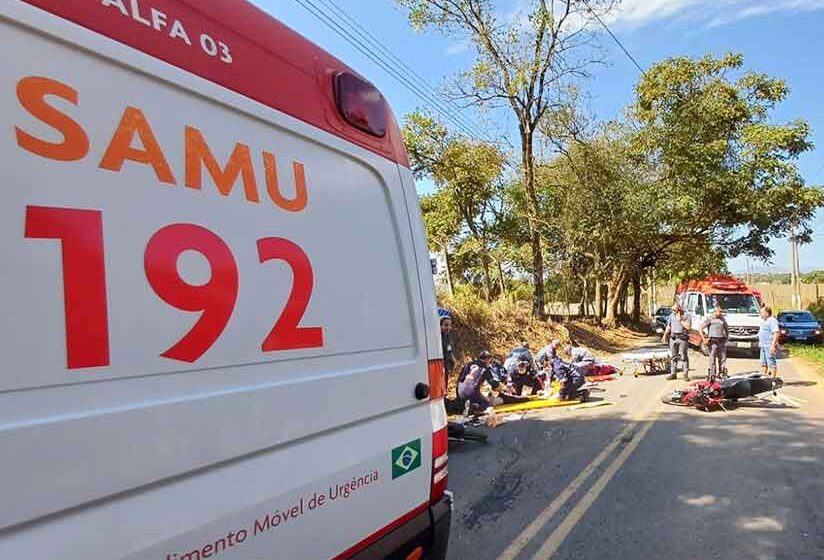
256;0;824;272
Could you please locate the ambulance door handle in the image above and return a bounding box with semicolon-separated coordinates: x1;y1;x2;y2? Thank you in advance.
414;382;430;400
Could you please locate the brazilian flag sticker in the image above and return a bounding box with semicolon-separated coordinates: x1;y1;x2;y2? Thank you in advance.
391;439;422;479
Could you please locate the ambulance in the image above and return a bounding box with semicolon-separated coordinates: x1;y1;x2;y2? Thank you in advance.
0;1;451;558
676;275;762;356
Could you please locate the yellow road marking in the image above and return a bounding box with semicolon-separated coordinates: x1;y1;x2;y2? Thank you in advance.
529;407;661;559
495;392;661;560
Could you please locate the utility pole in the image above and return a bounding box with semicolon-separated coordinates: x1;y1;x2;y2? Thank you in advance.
795;236;803;307
790;229;802;309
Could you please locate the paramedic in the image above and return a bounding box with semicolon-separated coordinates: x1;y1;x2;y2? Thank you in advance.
439;308;456;387
457;351;500;413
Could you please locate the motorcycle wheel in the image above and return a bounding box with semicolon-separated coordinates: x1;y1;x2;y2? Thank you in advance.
661;391;690;406
451;427;488;444
447;421;488;444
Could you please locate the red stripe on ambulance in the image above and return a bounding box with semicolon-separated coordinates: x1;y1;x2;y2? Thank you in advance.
20;0;409;166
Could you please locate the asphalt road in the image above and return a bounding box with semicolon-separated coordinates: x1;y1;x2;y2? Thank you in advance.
446;341;824;560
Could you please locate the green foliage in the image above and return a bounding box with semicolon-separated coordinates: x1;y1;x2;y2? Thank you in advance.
633;53;823;259
808;299;824;323
802;270;824;284
397;10;824;325
404;110;510;296
396;0;617;318
786;343;824;376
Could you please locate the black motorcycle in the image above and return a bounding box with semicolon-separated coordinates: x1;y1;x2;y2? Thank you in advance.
662;373;784;411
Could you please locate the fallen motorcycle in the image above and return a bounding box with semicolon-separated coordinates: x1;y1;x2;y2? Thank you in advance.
447;420;488;444
662;373;784;411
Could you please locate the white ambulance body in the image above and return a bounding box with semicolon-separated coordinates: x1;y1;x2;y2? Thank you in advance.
0;1;450;558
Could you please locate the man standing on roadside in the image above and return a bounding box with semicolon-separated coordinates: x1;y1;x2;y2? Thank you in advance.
439;308;456;389
758;306;781;378
701;304;729;380
663;302;691;381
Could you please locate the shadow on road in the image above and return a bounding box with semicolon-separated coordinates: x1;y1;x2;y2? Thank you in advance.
446;397;824;560
783;380;819;387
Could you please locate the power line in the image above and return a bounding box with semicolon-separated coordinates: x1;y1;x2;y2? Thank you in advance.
581;0;645;75
313;0;490;141
290;0;494;144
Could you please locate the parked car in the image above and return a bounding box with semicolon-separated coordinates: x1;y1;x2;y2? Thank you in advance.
652;306;673;334
777;311;823;344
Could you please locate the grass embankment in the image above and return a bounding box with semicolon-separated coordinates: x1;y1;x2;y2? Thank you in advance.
786;343;824;377
440;292;649;365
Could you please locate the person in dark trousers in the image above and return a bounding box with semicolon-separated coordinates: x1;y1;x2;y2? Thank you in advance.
509;357;540;396
663;302;691;381
439;308;456;389
701;303;729;380
550;357;585;401
457;351;500;413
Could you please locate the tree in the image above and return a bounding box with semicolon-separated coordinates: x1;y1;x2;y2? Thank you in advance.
535;54;823;324
625;53;823;322
419;189;460;293
403;111;508;298
801;270;824;284
396;0;615;318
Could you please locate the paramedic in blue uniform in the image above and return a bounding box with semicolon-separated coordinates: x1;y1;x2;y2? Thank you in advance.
439;309;456;389
457;351;500;413
701;303;729;380
663;302;691;381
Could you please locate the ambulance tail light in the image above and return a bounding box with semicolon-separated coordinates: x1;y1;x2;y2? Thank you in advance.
335;72;388;137
430;417;448;504
428;359;445;400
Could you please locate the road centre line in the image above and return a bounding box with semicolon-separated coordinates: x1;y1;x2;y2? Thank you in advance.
495;390;663;560
530;408;661;560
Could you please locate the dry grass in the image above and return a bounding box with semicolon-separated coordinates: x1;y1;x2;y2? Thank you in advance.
441;294;651;364
564;320;653;354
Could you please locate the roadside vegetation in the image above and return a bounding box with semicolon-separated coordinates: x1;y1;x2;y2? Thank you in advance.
442;290;649;366
787;343;824;376
396;1;824;327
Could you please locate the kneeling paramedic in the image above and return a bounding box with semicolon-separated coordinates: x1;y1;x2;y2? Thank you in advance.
457;351;499;413
701;304;729;380
663;303;691;381
509;357;540;396
551;357;585;401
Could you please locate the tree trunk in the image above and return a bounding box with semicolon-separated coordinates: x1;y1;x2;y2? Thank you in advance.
619;283;627;317
605;268;630;324
520;128;545;319
497;260;507;297
632;272;642;323
480;254;493;301
595;280;603;320
462;216;494;301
